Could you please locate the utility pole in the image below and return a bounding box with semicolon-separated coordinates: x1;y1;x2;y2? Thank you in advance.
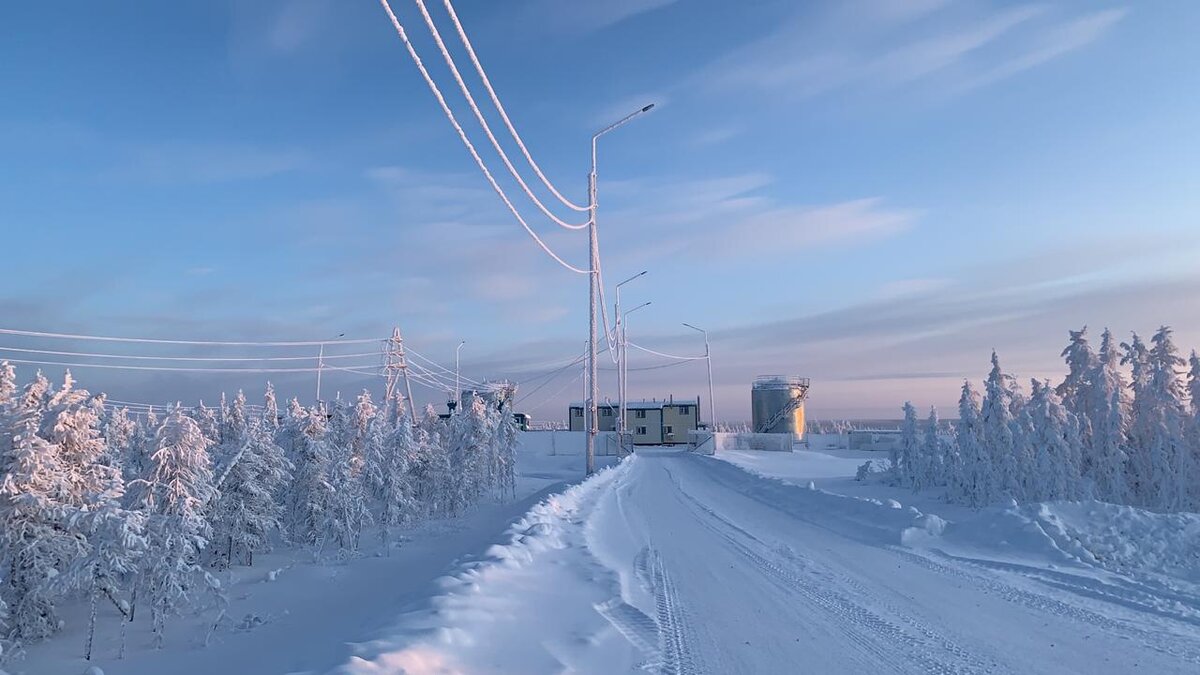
683;323;716;429
614;271;647;437
384;327;418;422
315;332;344;404
455;340;467;411
586;103;655;477
622;300;651;434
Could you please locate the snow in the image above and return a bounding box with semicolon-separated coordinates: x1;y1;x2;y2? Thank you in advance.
335;443;1200;673
12;433;612;675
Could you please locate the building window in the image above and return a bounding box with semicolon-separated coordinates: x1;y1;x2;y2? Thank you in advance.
635;409;646;419
601;408;612;417
636;426;647;435
664;425;674;435
679;405;691;415
573;409;582;417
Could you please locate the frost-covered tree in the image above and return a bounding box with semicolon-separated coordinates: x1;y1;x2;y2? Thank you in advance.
288;405;335;549
493;401;520;500
982;352;1021;500
45;373;123;511
1057;327;1097;419
349;389;378;477
1024;380;1084;501
103;406;138;469
1145;327;1191;510
0;361;17;457
0;373;79;641
194;403;220;450
132;405;221;648
911;406;941;493
211;419;289;566
368;409;416;552
448;395;493;513
1121;333;1154;504
262;382;280;432
1087;329;1129;502
416;404;451;516
954;381;990;507
221;390;249;450
324;428;370;555
896;402;919;487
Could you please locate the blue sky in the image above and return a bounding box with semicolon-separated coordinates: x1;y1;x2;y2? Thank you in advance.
2;0;1198;421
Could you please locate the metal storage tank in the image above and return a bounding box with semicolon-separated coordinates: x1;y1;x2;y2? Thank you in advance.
751;376;810;441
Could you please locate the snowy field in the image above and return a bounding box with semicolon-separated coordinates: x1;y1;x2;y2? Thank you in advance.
12;432;611;675
338;437;1200;674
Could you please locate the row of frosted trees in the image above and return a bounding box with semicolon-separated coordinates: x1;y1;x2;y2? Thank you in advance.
0;364;520;660
890;326;1200;512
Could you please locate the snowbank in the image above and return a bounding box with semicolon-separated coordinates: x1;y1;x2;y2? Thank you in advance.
905;501;1200;582
336;459;632;674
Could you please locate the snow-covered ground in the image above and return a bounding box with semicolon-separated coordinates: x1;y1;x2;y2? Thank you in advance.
341;439;1200;674
25;435;1200;674
12;432;611;675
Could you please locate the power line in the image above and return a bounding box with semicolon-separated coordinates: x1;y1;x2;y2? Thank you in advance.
626;342;706;361
377;0;589;275
0;346;378;362
438;0;589;213
0;327;379;347
412;0;589;230
0;358;380;374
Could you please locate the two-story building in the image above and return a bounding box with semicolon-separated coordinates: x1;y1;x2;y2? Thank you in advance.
568;397;701;446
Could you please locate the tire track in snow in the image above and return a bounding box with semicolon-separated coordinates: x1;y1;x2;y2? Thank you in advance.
895;548;1200;665
634;546;704;675
663;463;991;675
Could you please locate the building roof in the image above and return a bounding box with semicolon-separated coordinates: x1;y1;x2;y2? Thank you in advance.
569;398;700;410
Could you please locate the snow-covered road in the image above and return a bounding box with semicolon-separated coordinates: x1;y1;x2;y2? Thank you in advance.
351;448;1200;674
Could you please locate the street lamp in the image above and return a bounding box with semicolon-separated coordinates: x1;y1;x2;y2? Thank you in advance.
315;332;345;404
622;300;652;434
615;271;647;435
585;103;655;476
455;340;467;411
683;323;716;430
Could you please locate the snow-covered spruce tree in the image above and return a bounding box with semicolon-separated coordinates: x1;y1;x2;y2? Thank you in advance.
1146;327;1191;510
1057;327;1098;479
324;418;371;556
103;406;138;469
1024;380;1085;502
131;404;222;649
896;402;919;488
367;408;416;552
412;405;448;517
288;405;335;549
1087;328;1130;503
911;406;941;493
982;352;1021;501
221;390;249;450
350;389;378;477
954;381;991;507
194;403;220;451
448;394;494;513
121;407;158;488
45;373;124;511
262;382;280;433
494;400;520;500
1057;327;1097;421
211;418;289;566
0;361;17;458
1121;333;1154;505
0;372;80;641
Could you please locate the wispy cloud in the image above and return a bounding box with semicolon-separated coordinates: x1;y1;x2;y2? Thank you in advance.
105;141;309;185
694;2;1127;103
519;0;679;33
